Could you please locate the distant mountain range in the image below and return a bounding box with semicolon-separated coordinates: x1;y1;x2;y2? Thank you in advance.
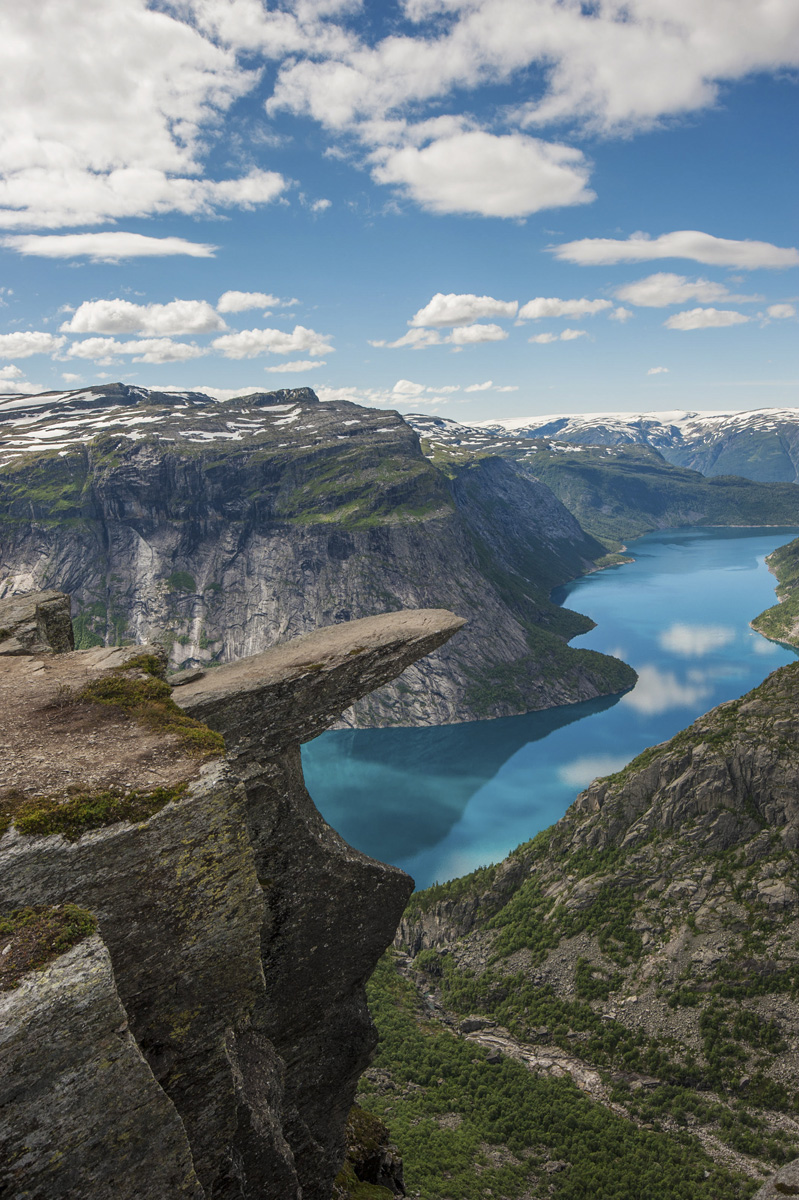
476;408;799;484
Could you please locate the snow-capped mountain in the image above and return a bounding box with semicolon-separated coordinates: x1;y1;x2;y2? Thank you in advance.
474;408;799;483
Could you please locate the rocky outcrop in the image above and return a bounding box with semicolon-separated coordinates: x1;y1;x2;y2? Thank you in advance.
0;589;74;656
0;384;634;726
0;934;204;1199
0;592;462;1198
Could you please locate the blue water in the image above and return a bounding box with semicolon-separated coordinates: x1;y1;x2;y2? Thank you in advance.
302;527;799;890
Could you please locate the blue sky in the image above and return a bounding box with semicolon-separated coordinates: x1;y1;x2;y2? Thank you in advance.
0;0;797;424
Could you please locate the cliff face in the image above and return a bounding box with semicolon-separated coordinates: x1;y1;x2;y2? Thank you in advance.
393;661;799;1185
0;590;462;1199
0;384;634;726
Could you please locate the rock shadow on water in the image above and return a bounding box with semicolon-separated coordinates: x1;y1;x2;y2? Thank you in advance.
301;691;624;866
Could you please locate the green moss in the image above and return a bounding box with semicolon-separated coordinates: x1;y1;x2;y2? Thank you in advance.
76;673;225;756
166;571;197;593
10;783;189;841
0;904;97;990
115;652;165;679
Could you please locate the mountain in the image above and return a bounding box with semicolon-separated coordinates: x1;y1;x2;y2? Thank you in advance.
352;659;799;1197
751;535;799;647
476;408;799;484
408;412;799;549
0;384;634;726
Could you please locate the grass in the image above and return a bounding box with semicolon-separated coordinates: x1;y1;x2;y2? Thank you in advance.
5;783;189;841
0;904;97;991
75;671;225;757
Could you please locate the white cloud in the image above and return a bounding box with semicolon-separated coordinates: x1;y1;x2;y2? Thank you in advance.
647;366;669;375
449;323;508;345
0;365;24;380
217;290;283;312
410;292;518;328
554;231;799;270
659;623;736;656
767;303;797;319
518;296;611;319
529;328;587;344
0;4;291;228
211;325;334;358
61;299;226;336
264;359;327;372
609;306;633;322
372;131;594;218
665;308;750;331
495;385;519;392
0;331;65;358
559;754;632;789
269;0;799;141
370;328;445;350
61;372;81;382
1;233;217;260
615;272;758;307
392;379;427;395
464;380;493;392
65;337;205;363
621;664;711;715
310;198;332;212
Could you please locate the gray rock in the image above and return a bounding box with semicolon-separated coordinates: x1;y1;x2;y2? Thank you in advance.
754;1157;799;1198
0;590;74;655
0;934;204;1199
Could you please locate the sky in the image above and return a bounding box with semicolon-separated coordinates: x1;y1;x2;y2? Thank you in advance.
0;0;797;425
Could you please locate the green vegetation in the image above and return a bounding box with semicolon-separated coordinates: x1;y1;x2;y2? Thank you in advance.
76;670;224;757
1;783;189;841
360;955;758;1199
0;904;97;990
167;571;197;593
751;536;799;647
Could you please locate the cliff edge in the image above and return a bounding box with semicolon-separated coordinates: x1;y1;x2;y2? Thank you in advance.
0;590;463;1199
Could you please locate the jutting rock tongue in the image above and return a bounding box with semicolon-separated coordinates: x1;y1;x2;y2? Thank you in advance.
0;597;465;1200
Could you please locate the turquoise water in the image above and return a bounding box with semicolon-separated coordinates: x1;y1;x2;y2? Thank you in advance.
302;527;799;890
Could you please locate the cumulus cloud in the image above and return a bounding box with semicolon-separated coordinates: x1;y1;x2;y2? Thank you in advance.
0;4;291;228
392;379;427;395
449;323;508;345
410;292;518;328
609;306;633;322
211;325;334;358
264;359;327;372
767;303;797;319
465;381;494;392
615;272;758;307
0;331;65;358
369;328;444;350
664;308;750;331
647;366;669;375
553;231;799;270
518;297;611;319
371;131;594;218
0;365;24;380
217;291;283;313
61;299;226;336
1;233;217;260
65;337;205;363
529;329;587;344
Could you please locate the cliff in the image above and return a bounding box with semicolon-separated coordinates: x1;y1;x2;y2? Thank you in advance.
376;659;799;1193
0;589;462;1199
751;535;799;647
0;384;634;726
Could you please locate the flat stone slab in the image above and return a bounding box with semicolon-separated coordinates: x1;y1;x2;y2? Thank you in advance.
175;608;465;753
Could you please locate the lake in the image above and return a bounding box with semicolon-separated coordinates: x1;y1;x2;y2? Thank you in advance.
301;527;799;890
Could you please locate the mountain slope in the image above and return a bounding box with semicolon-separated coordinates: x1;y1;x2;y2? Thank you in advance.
409;413;799;548
0;384;634;726
478;409;799;484
382;660;799;1191
751;536;799;648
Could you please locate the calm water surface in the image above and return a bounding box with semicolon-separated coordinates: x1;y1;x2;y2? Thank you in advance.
302;527;799;889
